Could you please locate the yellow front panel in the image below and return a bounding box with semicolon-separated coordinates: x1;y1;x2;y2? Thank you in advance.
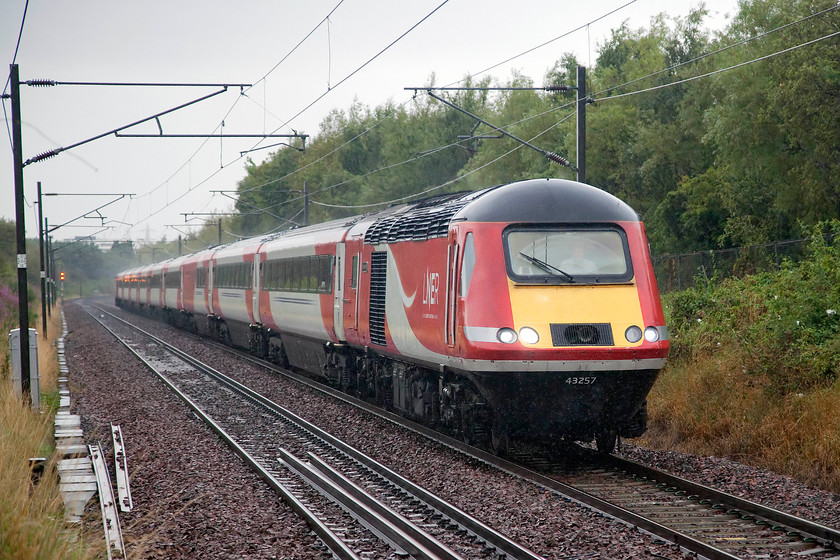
508;280;644;348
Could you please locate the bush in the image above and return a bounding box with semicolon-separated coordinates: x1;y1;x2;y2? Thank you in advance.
664;221;840;395
648;221;840;491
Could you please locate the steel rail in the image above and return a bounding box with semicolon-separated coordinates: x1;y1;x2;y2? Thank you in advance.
202;334;839;558
93;304;544;560
280;448;465;560
86;308;361;560
600;452;840;549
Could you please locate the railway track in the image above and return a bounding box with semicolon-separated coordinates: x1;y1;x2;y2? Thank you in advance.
93;303;840;560
556;451;840;558
85;303;542;560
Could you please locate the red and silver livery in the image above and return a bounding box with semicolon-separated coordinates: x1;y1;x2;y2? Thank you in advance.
116;178;669;453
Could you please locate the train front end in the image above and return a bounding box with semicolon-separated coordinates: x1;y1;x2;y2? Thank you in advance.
452;179;669;451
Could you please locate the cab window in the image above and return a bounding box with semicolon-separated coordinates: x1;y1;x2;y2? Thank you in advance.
504;226;632;284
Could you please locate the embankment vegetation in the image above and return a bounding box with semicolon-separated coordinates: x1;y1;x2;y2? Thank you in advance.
0;305;98;559
0;217;97;558
647;222;840;492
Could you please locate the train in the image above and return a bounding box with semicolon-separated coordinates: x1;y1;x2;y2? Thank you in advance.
115;178;669;454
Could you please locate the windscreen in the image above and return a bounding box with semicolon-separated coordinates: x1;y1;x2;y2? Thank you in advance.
505;227;632;284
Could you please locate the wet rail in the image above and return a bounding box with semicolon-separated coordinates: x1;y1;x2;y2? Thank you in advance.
86;303;543;560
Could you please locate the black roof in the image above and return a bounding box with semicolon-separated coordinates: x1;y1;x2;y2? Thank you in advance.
362;179;639;245
456;178;640;223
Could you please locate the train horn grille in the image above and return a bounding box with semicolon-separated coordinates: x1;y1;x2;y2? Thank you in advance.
550;323;614;346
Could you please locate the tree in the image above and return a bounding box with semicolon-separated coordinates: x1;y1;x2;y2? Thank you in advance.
702;0;840;245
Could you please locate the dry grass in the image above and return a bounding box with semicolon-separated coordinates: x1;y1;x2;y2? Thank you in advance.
0;306;99;560
644;348;840;493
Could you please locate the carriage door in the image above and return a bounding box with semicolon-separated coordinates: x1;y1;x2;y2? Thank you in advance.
445;243;460;347
252;257;261;325
333;244;345;341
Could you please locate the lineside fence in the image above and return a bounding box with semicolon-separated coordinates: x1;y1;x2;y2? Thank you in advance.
652;238;813;294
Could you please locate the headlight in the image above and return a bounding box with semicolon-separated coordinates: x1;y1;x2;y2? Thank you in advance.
518;327;539;344
625;325;643;343
644;326;661;342
497;328;518;344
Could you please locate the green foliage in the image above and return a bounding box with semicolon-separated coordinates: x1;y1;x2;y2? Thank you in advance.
664;220;840;394
700;0;840;247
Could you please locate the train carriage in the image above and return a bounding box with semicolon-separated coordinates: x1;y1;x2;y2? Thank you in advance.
208;237;264;347
145;259;170;316
254;219;352;372
160;255;188;323
128;264;153;311
178;247;217;333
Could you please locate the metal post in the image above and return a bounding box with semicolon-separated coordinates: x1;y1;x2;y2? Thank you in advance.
576;65;586;184
37;182;47;336
218;219;222;245
46;224;54;310
303;181;310;226
10;63;31;401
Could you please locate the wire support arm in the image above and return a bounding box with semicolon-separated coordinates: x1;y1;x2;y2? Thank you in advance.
213;191;302;228
425;90;577;171
47;194;133;233
25;80;252;88
23;87;230;166
113;133;309;139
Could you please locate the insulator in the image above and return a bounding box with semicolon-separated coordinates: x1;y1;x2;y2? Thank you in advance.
545;151;570;166
25;79;56;87
544;85;573;92
26;149;60;165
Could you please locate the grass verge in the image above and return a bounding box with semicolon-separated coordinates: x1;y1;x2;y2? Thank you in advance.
644;353;840;492
0;306;99;560
643;222;840;493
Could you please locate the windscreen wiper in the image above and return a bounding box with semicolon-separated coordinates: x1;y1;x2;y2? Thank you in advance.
519;252;574;281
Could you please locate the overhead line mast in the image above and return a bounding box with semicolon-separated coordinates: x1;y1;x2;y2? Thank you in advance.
409;67;591;180
3;67;274;405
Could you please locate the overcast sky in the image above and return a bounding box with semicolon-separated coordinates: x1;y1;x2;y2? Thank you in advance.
1;0;738;245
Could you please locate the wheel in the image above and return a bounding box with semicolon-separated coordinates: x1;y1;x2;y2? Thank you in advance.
595;429;617;454
460;403;491;448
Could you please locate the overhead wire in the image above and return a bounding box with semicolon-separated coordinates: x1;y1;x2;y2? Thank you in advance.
119;1;837;241
305;109;578;210
460;0;637;83
119;3;345;206
3;0;31;149
121;0;639;241
123;0;448;238
231;0;640;199
241;90;581;210
134;0;627;216
115;1;346;239
592;28;840;103
247;0;451;147
591;2;840;99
